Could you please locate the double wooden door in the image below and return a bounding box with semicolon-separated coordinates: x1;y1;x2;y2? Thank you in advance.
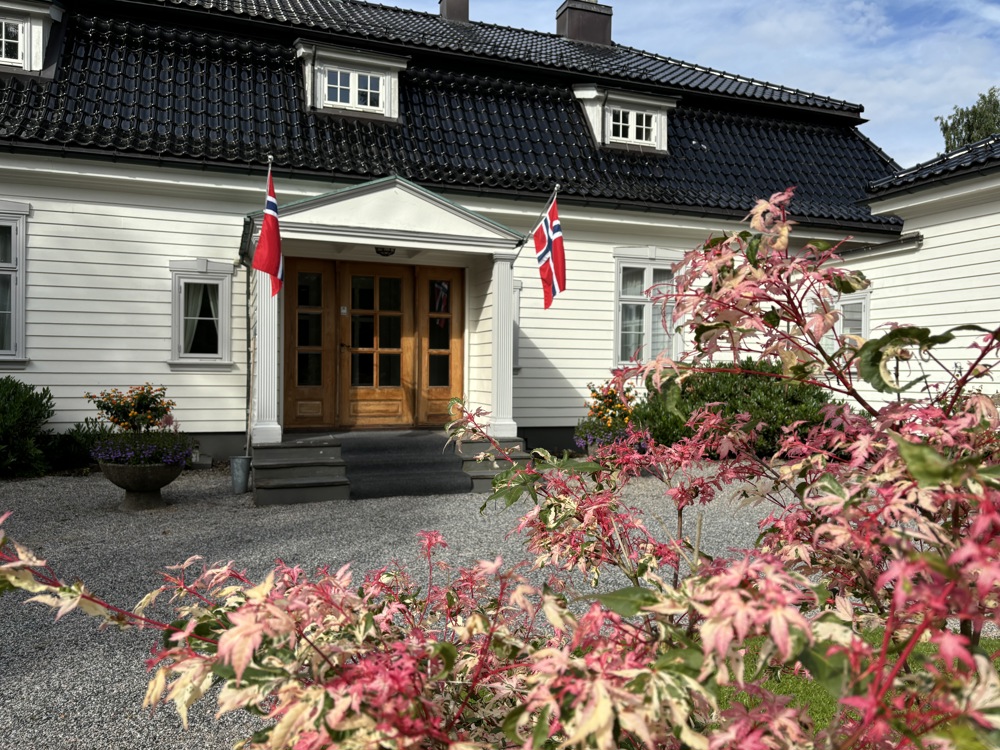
283;259;463;429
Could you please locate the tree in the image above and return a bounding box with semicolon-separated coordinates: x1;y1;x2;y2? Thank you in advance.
936;86;1000;152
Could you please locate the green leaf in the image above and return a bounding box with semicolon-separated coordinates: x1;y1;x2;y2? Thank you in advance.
592;587;661;617
430;641;457;680
932;720;1000;750
502;705;528;744
827;270;870;295
762;308;781;328
889;432;958;488
746;235;762;267
798;643;849;697
814;474;848;499
857;326;990;393
532;705;551;749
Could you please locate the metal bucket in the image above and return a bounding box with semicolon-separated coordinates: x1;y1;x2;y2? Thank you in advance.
230;456;252;494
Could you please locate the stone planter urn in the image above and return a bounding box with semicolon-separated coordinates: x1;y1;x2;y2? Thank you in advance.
98;462;184;510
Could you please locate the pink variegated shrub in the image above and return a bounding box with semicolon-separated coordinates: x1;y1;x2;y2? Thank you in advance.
3;188;1000;749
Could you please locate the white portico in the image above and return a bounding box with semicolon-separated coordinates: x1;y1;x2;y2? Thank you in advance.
244;177;525;445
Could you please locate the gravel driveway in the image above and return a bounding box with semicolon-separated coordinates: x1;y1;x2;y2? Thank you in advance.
0;464;771;750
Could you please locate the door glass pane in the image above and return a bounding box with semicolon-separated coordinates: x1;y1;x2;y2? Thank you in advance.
379;354;401;386
298;272;322;307
0;226;11;265
429;318;450;350
430;280;450;313
379;315;401;349
352;315;374;348
379;277;402;312
619;303;644;361
620;267;645;297
298;352;321;386
429;354;449;387
298;312;322;347
352;353;374;386
352;276;375;310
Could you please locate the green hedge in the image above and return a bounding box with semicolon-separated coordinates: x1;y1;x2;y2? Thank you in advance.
0;376;55;478
631;358;832;457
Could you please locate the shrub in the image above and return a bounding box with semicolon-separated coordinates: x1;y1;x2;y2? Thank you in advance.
44;418;117;473
0;376;55;478
84;383;176;432
573;378;636;451
631;356;832;457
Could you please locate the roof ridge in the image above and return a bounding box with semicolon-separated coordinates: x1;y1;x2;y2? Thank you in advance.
613;43;862;112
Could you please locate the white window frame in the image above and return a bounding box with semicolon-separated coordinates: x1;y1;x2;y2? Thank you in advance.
608;107;657;147
0;17;23;66
820;291;871;353
168;259;236;370
574;86;675;153
613;246;682;366
0;199;28;368
295;40;406;120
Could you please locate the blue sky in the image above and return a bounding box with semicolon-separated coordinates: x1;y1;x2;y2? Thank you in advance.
407;0;1000;168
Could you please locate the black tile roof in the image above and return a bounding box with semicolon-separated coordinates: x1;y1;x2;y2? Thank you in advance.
868;134;1000;198
125;0;864;115
0;11;901;230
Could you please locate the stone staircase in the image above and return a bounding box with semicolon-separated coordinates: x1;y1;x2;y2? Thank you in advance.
251;435;350;506
250;430;531;504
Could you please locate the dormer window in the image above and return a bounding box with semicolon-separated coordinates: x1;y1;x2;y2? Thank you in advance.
574;86;675;152
0;1;62;74
295;40;407;120
0;19;22;65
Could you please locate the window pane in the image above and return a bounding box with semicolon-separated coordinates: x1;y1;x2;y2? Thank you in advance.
352;276;375;310
429;354;449;387
298;272;322;307
0;226;11;265
182;283;219;355
327;69;350;104
379;315;401;349
652;267;673;286
298;312;322;347
352;315;374;348
298;353;322;387
619;303;644;361
0;274;10;352
620;267;645;296
651;304;672;357
352;353;374;386
379;277;401;311
842;301;865;336
429;317;450;350
379;353;401;386
430;280;450;313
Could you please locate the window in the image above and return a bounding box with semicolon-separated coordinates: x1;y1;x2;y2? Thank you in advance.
0;199;28;368
0;19;22;65
821;293;870;353
295;41;406;120
616;264;674;363
169;260;235;369
573;86;675;152
609;107;656;146
324;68;383;111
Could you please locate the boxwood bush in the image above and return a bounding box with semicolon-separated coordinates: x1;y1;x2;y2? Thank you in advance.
631;357;832;457
0;376;55;478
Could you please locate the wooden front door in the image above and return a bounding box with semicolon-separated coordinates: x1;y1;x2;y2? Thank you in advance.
283;259;463;429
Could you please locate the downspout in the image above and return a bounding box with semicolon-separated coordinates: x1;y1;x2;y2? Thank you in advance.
237;215;255;451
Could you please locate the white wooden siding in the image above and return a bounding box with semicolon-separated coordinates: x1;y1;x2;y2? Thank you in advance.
465;256;492;415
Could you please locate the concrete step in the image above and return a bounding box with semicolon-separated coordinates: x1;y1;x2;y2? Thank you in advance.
453;438;531;491
253;456;348;481
253;436;342;462
254;476;351;506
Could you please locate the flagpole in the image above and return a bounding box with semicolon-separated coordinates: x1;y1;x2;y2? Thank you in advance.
512;182;561;263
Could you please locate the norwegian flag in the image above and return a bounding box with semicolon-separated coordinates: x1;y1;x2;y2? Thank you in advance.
251;166;283;296
532;198;566;309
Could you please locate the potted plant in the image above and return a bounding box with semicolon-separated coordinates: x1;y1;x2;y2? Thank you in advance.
86;384;193;510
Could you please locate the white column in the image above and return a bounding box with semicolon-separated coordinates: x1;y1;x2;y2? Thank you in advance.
252;271;283;445
490;251;518;439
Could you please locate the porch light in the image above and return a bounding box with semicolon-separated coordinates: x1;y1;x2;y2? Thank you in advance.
375;246;396;257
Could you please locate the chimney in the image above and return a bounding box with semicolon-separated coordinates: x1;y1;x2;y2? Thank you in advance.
556;0;613;45
439;0;469;22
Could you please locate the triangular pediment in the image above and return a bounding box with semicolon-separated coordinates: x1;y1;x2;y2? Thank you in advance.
260;176;524;253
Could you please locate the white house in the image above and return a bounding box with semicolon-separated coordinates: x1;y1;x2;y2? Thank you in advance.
0;0;904;496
